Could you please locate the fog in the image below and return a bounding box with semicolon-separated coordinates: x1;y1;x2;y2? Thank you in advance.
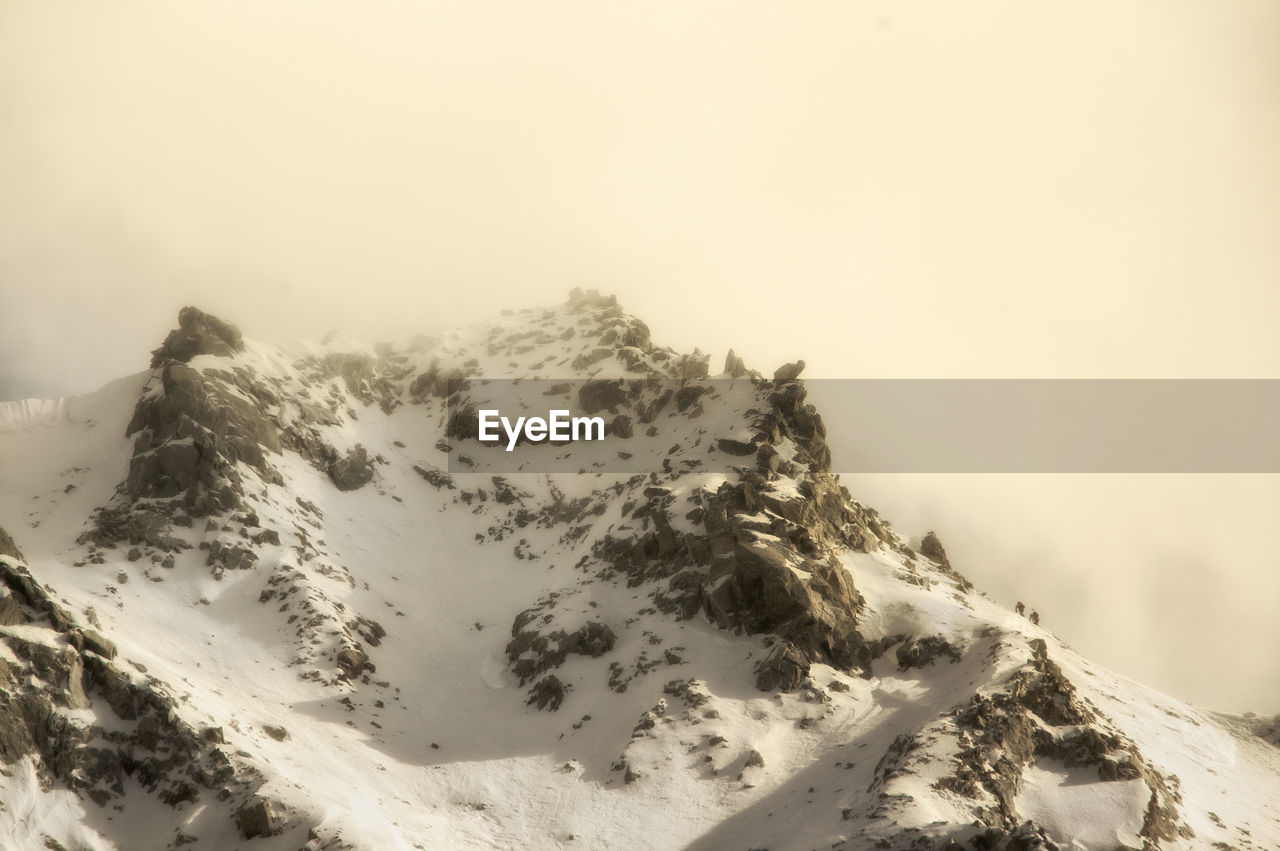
2;2;1277;710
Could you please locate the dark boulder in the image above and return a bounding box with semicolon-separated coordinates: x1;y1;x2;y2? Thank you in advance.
754;641;810;691
236;797;278;839
335;646;370;678
79;629;117;661
608;414;634;439
527;675;570;711
329;445;375;491
676;385;711;412
564;622;617;657
716;438;757;456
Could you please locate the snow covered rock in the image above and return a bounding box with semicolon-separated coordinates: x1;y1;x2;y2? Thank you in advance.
328;444;375;491
149;305;245;367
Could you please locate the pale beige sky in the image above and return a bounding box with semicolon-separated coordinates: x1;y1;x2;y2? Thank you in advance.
1;1;1277;709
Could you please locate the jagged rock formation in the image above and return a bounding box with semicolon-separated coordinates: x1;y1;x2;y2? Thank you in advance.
0;557;264;827
516;369;900;698
0;292;1275;849
123;361;283;515
150;305;245;367
933;639;1187;844
0;524;23;562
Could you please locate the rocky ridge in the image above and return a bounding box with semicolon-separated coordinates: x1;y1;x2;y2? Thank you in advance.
0;549;274;844
0;291;1274;849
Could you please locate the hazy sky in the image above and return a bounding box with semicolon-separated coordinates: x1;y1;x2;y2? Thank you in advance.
2;2;1277;710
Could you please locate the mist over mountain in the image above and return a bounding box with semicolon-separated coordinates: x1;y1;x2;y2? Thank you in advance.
0;296;1275;850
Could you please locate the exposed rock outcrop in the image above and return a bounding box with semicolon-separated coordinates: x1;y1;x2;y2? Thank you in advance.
150;305;245;367
237;797;279;839
578;379;629;415
723;349;748;378
329;444;376;491
933;639;1188;844
0;560;255;824
0;525;24;562
124;360;283;516
576;377;891;693
772;360;806;381
507;617;619;692
919;530;950;569
895;634;963;670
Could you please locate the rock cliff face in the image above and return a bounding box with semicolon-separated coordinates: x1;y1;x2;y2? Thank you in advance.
149;305;245;367
0;525;23;562
573;371;895;694
0;292;1274;850
124;360;283;514
0;556;257;824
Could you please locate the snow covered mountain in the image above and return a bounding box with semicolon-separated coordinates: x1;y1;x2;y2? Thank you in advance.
0;291;1276;850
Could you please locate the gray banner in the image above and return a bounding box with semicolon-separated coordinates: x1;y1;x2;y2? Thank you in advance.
442;379;1280;474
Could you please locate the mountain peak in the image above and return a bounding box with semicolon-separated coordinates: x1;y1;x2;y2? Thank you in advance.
149;305;245;368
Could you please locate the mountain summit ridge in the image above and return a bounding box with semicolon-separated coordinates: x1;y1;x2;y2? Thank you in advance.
0;293;1276;850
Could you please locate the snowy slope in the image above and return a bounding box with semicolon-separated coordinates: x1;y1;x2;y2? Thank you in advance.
0;292;1276;851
